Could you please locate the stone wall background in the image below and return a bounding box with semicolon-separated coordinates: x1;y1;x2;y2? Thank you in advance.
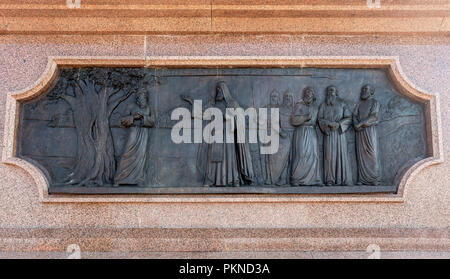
0;34;448;254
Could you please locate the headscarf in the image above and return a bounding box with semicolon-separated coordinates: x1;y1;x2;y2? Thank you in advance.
215;81;240;108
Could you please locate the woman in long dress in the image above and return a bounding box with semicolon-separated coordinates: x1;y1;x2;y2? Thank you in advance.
114;89;155;187
290;87;323;186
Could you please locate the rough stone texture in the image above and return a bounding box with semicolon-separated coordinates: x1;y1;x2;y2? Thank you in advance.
1;1;448;35
0;34;449;255
1;251;449;259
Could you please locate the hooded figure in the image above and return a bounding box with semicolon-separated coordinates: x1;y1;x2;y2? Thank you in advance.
197;81;255;186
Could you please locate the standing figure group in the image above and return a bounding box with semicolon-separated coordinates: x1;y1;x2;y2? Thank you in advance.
263;84;381;187
113;81;381;188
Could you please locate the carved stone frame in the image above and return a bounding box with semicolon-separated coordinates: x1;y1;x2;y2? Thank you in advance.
2;56;443;203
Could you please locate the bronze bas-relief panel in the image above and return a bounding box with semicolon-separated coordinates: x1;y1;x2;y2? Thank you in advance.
17;68;429;194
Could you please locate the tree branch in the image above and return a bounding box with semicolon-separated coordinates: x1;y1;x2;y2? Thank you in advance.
86;79;96;96
108;86;123;99
108;90;134;117
59;94;75;107
77;79;88;95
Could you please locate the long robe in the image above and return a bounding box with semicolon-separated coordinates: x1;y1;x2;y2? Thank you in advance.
197;100;254;186
290;103;322;186
114;104;154;186
318;101;353;185
265;105;294;185
353;98;381;185
261;103;278;184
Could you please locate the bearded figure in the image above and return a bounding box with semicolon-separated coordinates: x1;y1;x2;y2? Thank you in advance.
353;84;381;186
318;86;353;186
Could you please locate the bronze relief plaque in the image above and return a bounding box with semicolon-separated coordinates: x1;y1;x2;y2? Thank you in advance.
16;67;429;194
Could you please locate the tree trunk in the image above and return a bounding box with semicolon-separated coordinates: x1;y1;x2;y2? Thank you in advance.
79;87;116;186
63;81;118;186
64;101;96;184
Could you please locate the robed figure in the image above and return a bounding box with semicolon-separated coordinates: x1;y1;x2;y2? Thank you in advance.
193;82;255;186
353;84;381;185
114;89;155;187
318;86;353;186
290;87;322;186
261;89;280;184
266;90;295;185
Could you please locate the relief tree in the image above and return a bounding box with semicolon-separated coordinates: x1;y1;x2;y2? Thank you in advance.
51;68;147;186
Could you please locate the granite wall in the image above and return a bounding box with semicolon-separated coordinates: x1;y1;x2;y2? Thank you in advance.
0;32;448;256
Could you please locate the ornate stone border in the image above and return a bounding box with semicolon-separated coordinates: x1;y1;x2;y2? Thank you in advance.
2;56;443;203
